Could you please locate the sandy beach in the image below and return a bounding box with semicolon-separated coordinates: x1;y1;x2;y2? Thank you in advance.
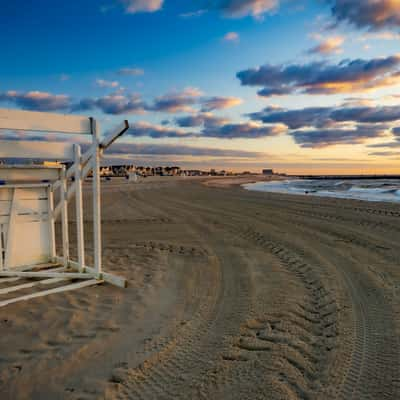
1;176;400;399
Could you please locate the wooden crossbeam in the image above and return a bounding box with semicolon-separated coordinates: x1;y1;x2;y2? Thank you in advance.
0;109;91;134
58;257;127;288
0;267;65;285
0;279;103;308
0;277;65;295
12;262;59;272
0;141;74;160
0;271;97;279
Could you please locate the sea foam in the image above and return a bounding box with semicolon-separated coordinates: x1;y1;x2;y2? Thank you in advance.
243;179;400;203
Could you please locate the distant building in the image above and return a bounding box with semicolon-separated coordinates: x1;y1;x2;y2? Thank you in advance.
262;169;274;175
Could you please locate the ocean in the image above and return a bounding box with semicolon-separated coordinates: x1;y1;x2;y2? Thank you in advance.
243;179;400;203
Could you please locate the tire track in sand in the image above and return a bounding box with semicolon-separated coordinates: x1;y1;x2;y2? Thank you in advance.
233;226;338;399
249;208;400;399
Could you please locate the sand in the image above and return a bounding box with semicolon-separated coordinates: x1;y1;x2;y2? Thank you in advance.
1;176;400;399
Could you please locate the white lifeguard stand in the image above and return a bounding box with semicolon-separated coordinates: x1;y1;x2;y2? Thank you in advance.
0;109;129;307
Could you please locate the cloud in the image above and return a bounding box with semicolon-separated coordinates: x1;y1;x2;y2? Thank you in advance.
249;107;332;129
0;130;265;159
393;127;400;136
117;67;145;76
107;142;264;158
148;87;203;113
223;32;240;42
250;104;400;128
307;36;344;55
127;121;192;138
291;124;389;148
257;87;293;96
73;93;146;115
200;96;242;111
74;87;205;115
201;121;287;139
119;0;163;14
207;0;280;18
59;74;70;81
328;0;400;30
331;105;400;123
237;55;400;96
369;150;400;156
0;90;71;112
1;86;242;117
127;119;286;139
175;113;229;128
96;79;120;88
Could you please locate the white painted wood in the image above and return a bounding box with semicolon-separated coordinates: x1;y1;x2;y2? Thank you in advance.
0;224;3;271
0;111;129;298
0;198;49;217
4;189;17;269
0;277;66;295
2;187;52;268
0;267;65;284
0;186;47;200
47;186;56;260
0;277;21;284
6;220;51;267
66;164;77;180
60;167;69;268
0;109;91;134
74;145;85;271
100;120;129;150
62;258;127;288
92;120;102;275
0;183;52;189
0;279;103;308
12;262;59;272
53;152;93;219
0;271;96;279
0;214;49;224
0;141;74;160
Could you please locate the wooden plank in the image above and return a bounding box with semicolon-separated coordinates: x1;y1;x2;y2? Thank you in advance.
0;214;49;224
0;266;65;284
53;157;92;219
0;279;103;308
12;262;59;272
62;258;127;288
0;198;49;216
3;186;52;268
0;271;96;279
100;120;129;150
4;189;17;269
0;183;51;191
0;223;3;271
92;120;102;275
74;145;85;271
47;186;56;260
0;109;91;134
0;277;20;284
60;167;69;267
0;277;66;295
0;141;74;160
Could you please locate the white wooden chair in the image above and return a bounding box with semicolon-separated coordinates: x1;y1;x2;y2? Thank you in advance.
0;109;129;307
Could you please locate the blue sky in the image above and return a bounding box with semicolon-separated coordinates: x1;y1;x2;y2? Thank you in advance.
1;0;400;173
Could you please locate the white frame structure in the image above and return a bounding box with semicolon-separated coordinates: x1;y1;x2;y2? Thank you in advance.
0;109;129;306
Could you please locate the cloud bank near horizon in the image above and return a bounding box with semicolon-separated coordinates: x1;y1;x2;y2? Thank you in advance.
237;55;400;97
